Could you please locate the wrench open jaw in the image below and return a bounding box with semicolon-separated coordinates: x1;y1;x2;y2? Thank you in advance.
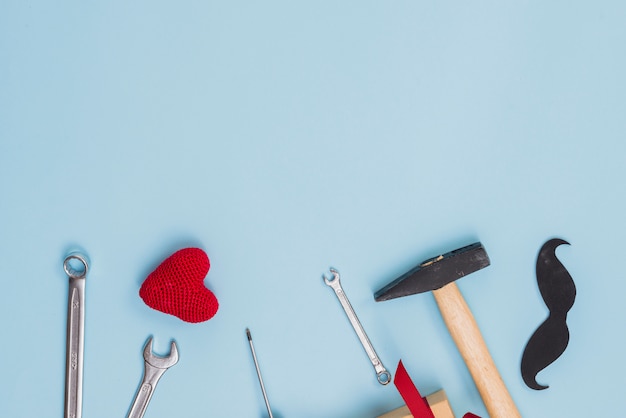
127;336;179;418
322;267;341;287
143;336;179;369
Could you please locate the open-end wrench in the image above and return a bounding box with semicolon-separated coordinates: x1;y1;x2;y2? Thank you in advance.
64;253;89;418
323;268;391;385
127;337;179;418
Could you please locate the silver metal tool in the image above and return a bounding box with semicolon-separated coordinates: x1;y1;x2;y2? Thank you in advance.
323;268;391;385
246;328;274;418
64;253;89;418
127;336;179;418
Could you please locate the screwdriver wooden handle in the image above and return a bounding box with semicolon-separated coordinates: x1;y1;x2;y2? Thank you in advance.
432;282;521;418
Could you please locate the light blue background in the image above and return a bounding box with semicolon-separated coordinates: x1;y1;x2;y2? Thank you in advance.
1;1;625;417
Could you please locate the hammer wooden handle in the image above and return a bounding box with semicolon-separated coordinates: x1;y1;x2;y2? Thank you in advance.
432;282;521;418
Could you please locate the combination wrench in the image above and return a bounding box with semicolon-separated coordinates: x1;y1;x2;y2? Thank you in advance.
127;336;179;418
323;268;391;385
64;253;89;418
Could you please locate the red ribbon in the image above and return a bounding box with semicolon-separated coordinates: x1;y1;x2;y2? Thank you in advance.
394;360;434;418
394;360;481;418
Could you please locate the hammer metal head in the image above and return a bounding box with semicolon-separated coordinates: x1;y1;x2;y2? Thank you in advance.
374;242;490;302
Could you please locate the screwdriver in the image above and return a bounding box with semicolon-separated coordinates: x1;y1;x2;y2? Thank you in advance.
246;328;274;418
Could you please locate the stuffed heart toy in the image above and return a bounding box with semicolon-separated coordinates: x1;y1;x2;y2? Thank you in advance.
139;247;219;323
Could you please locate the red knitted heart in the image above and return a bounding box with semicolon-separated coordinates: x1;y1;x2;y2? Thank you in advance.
139;247;219;323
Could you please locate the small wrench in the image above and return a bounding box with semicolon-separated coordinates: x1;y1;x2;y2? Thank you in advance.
323;268;391;385
127;337;179;418
64;253;89;418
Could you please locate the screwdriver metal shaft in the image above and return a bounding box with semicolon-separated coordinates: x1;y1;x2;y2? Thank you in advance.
246;328;274;418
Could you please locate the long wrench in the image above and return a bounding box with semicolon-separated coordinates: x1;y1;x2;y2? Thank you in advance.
127;336;179;418
64;253;89;418
323;268;391;385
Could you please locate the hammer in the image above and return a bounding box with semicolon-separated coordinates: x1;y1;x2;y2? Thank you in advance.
375;242;520;418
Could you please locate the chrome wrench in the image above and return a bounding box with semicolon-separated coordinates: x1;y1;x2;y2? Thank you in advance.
64;253;89;418
127;336;179;418
322;268;391;385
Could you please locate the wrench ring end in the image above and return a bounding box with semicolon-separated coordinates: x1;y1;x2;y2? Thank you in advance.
64;253;89;279
377;370;392;385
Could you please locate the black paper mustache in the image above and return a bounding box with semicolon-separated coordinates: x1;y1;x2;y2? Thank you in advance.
521;238;576;390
